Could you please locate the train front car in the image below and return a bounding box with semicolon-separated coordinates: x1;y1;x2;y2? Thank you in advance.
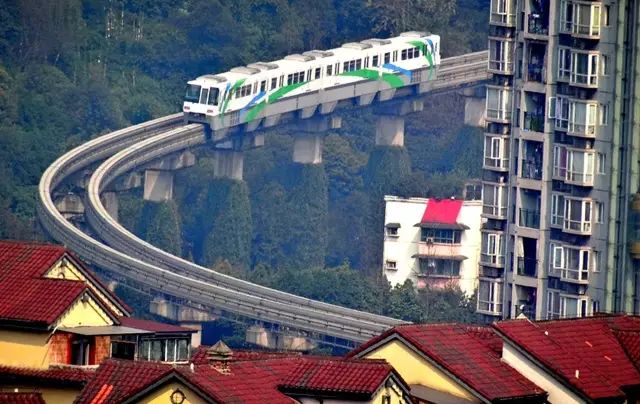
182;76;223;124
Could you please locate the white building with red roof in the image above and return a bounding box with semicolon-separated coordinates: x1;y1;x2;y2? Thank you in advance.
383;196;482;296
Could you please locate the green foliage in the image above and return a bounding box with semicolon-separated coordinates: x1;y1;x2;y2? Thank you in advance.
139;200;182;256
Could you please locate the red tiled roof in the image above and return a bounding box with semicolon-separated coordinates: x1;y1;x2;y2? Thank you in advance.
0;393;45;404
349;323;546;402
0;364;94;386
421;199;463;225
279;358;393;396
117;316;194;334
494;315;640;401
0;240;128;326
0;278;86;325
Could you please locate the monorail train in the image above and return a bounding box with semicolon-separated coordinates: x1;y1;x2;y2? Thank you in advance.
183;31;440;126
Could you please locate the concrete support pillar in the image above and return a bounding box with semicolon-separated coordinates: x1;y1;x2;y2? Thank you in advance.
101;191;118;221
293;135;323;164
179;323;203;348
143;170;174;202
54;193;85;219
213;150;244;181
375;115;405;146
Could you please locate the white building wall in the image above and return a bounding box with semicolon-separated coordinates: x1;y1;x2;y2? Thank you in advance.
382;195;482;297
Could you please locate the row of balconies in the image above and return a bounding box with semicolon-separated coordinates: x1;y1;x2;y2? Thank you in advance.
490;0;603;40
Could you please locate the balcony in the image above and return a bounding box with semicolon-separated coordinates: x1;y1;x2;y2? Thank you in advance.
486;86;513;123
517;256;538;277
489;38;515;75
519;208;540;229
527;63;544;83
527;13;549;36
481;252;506;268
521;160;542;181
484;136;509;171
477;278;503;316
561;1;602;39
523;112;545;133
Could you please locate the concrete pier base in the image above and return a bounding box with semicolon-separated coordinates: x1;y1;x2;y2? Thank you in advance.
213;150;244;180
375;116;405;146
101;191;118;221
143;170;174;202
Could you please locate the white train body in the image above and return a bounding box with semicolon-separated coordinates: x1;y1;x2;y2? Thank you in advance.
183;31;440;126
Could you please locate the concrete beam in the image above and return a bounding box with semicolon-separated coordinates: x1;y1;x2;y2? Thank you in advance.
144;170;174;202
213;149;244;180
375;115;405;147
101;191;118;221
145;150;196;171
112;172;143;192
245;325;317;351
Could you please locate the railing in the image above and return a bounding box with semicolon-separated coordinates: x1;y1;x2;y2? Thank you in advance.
528;14;549;36
483;203;508;218
484;154;509;170
519;208;540;229
517;256;538;277
521;160;543;180
481;253;505;267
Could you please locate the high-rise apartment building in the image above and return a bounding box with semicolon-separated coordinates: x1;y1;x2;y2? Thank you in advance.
479;0;640;320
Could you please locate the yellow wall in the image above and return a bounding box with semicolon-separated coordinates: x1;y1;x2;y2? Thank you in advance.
45;257;124;316
57;294;114;328
140;381;208;404
363;339;477;402
0;330;50;368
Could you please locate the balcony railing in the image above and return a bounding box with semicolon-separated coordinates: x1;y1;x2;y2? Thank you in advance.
519;208;540;229
484;154;509;170
563;218;592;235
481;253;505;267
523;112;545;132
517;257;538;277
528;14;549;36
521;160;543;180
483;204;508;218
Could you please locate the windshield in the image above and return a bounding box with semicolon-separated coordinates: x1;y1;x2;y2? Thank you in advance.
184;84;201;103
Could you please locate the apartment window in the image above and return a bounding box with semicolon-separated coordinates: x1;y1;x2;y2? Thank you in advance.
490;0;516;25
554;146;595;185
139;339;190;363
597;152;606;174
486;86;513;121
554;96;569;130
551;193;564;227
568;100;598;136
604;5;610;26
601;54;609;76
385;260;398;270
600;103;609;126
571;51;599;87
483;183;508;218
595;202;604;224
547;290;561;319
111;340;135;360
561;1;601;36
560;295;589;318
564;198;592;234
71;338;91;365
551;244;592;282
558;48;571;81
484;136;509;169
421;229;462;244
385;225;399;238
478;279;503;314
419;258;461;277
489;39;514;74
481;232;504;266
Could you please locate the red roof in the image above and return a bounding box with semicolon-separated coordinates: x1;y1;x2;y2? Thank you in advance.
0;240;128;327
0;393;45;404
77;355;401;403
494;315;640;401
0;364;94;386
421;199;463;225
117;316;194;334
279;358;393;396
349;323;546;402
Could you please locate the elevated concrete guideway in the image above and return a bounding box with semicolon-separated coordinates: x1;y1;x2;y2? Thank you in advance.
38;51;489;346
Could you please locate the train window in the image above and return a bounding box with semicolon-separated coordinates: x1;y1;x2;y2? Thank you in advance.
413;47;420;58
185;85;200;102
199;88;209;104
401;49;408;60
253;82;258;94
384;52;390;64
279;75;284;87
287;74;293;85
343;61;349;72
271;77;277;90
306;69;312;81
355;59;362;70
335;63;339;74
372;55;379;67
260;80;266;93
393;51;398;62
364;57;369;68
326;65;333;76
207;88;219;106
314;67;321;79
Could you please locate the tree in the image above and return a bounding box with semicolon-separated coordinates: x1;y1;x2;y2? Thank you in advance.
140;200;182;256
